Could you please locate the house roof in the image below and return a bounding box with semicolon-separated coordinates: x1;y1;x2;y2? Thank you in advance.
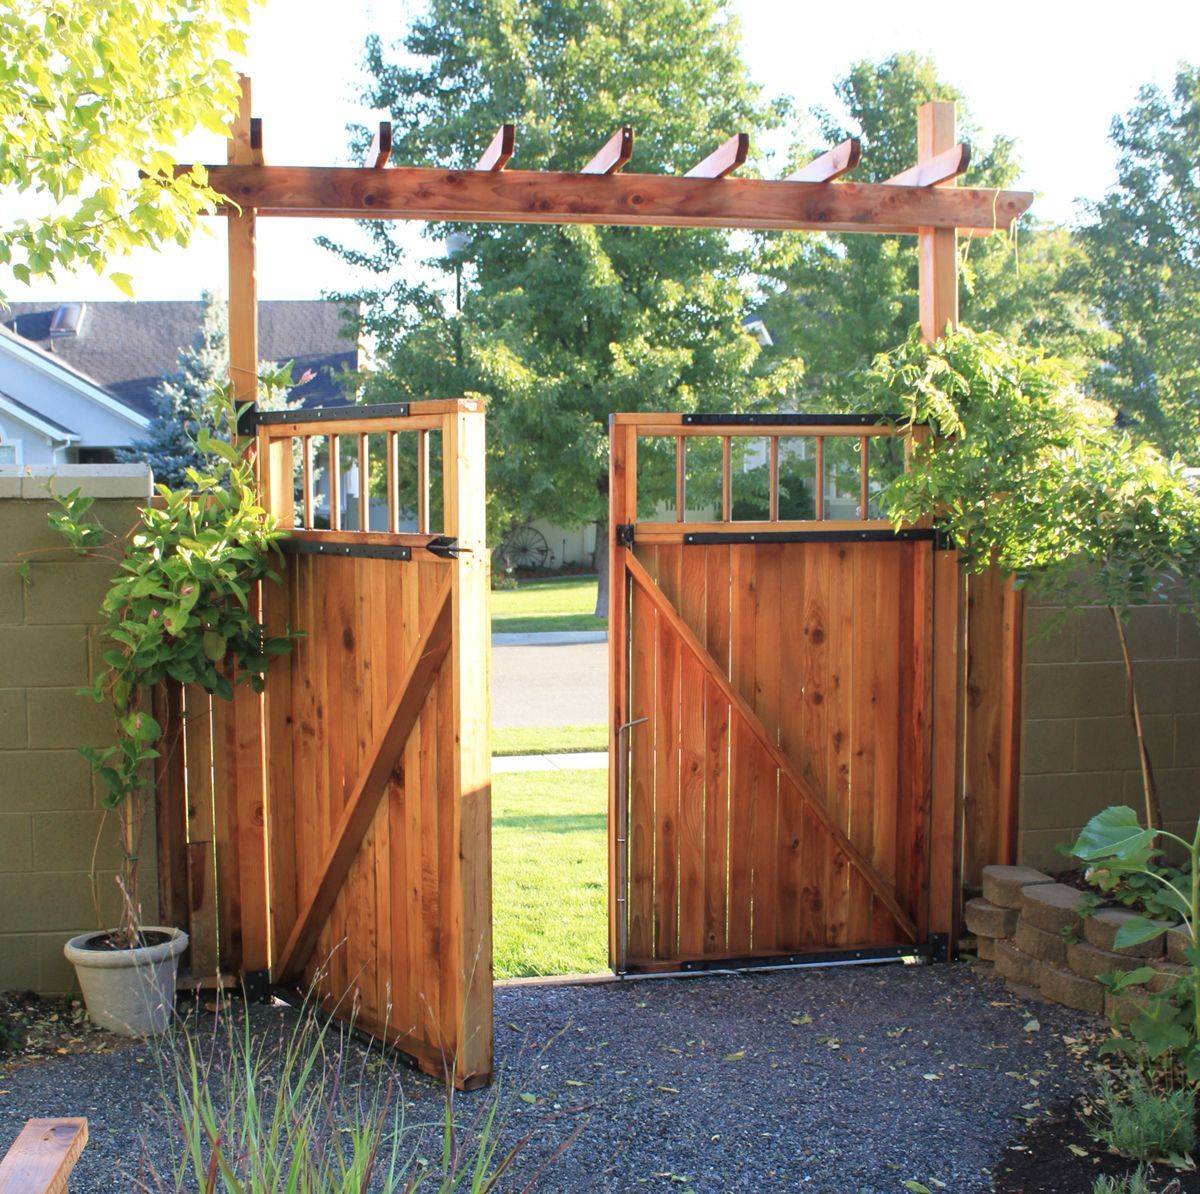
0;391;80;441
3;300;360;419
0;322;150;430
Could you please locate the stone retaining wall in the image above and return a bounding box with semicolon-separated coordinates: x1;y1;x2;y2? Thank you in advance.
967;865;1188;1021
0;466;157;993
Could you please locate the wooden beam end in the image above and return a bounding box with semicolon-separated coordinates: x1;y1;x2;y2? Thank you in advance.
476;123;515;171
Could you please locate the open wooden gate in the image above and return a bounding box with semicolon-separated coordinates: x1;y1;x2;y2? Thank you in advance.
156;398;492;1089
608;413;961;973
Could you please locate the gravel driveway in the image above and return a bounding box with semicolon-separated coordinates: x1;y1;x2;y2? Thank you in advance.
0;963;1092;1191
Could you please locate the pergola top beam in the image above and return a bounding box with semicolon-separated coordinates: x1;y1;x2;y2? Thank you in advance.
189;162;1032;235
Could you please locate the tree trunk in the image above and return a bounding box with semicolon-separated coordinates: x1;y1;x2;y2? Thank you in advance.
594;518;609;619
1111;606;1162;830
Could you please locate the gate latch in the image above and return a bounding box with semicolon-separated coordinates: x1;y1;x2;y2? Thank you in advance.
615;523;635;548
426;535;466;559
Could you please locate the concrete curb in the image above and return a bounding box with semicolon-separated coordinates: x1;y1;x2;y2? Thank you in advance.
492;630;608;645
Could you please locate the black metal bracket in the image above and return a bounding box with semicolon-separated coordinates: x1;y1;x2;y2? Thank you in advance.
615;523;636;548
657;944;924;975
927;932;951;964
933;528;954;551
255;401;411;427
681;412;896;427
241;969;272;1003
683;528;936;546
283;539;412;561
425;535;465;559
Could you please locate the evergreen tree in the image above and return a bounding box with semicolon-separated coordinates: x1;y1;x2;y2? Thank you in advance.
121;293;303;485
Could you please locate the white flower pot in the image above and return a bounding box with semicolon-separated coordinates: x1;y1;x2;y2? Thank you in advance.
63;926;189;1037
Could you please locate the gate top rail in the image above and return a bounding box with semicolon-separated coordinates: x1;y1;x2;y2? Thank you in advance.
256;398;483;556
612;410;929;541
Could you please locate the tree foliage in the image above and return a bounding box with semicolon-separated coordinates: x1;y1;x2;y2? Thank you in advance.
757;54;1105;400
1081;66;1200;458
327;0;802;547
47;384;292;944
0;0;252;299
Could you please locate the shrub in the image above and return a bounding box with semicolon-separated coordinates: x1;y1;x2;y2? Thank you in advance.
1093;1168;1151;1194
1093;1072;1196;1165
138;995;522;1191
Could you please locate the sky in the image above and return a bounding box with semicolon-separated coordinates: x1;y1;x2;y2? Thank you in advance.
7;0;1200;303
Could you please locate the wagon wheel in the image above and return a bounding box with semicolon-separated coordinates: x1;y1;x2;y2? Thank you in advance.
495;523;550;571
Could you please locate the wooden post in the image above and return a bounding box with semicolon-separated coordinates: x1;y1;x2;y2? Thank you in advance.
444;403;492;1088
607;419;636;972
227;74;272;976
920;100;965;957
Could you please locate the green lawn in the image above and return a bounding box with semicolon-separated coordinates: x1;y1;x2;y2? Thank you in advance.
490;575;606;634
492;769;607;978
491;724;607;756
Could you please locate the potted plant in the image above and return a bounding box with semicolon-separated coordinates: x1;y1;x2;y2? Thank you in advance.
48;383;292;1035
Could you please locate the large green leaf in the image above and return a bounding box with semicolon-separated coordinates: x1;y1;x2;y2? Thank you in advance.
1070;805;1157;863
1113;918;1169;949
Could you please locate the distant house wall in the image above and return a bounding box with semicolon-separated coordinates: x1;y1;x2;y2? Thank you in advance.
1016;584;1200;873
0;466;158;995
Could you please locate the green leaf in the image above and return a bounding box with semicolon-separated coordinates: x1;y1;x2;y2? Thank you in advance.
110;272;135;297
1108;966;1157;991
1113;918;1167;949
1070;806;1157;864
202;630;227;662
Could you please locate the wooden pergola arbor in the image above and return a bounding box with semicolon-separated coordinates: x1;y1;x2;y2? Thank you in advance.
158;77;1032;1087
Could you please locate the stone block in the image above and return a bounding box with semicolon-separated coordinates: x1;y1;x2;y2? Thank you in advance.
1135;661;1200;715
1020;719;1075;776
0;565;23;625
1083;908;1168;958
1174;717;1200;766
37;932;78;994
1148;961;1190;994
1156;769;1200;826
1020;883;1088;934
1024;607;1076;663
1018;771;1126;832
1022;662;1127;719
1078;605;1178;663
0;871;106;933
0;689;27;748
0;750;93;812
0;625;89;687
1106;989;1151;1026
995;939;1041;987
977;934;997;961
32;810;121;870
1039;962;1104;1014
964;896;1019;938
25;687;113;750
18;466;150;501
1167;925;1191;964
1179;611;1200;658
1016;920;1068;965
0;932;42;989
23;561;116;626
0;815;32;872
981;864;1053;909
1074;715;1174;774
1067;940;1148;981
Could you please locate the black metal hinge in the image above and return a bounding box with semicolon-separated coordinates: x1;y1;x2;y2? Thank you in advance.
426;535;465;559
927;932;951;963
615;523;635;548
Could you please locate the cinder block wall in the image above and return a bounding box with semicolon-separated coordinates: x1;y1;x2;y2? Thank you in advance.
0;466;158;993
1017;583;1200;872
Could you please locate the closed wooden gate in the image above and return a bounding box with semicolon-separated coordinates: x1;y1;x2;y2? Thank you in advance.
608;413;960;973
156;399;492;1088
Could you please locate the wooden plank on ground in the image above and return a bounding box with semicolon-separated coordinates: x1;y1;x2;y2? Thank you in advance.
0;1117;87;1194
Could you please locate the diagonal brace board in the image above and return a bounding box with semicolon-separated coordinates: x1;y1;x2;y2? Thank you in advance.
274;569;454;983
623;549;919;943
